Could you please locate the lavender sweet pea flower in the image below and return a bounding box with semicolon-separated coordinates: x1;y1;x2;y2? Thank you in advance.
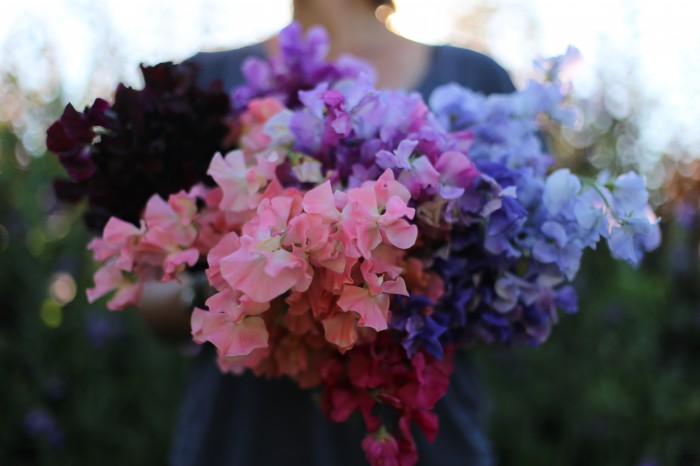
543;169;581;216
573;187;611;246
608;213;660;267
429;83;487;131
532;221;583;280
610;171;649;214
375;139;416;170
398;155;441;198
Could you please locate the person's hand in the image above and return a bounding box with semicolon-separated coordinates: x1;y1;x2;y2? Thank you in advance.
138;275;196;342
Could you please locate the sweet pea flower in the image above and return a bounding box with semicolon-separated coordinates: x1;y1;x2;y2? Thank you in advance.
208;150;271;212
239;97;285;154
86;262;142;311
434;150;479;199
337;260;409;331
219;196;312;303
343;170;418;257
191;289;270;357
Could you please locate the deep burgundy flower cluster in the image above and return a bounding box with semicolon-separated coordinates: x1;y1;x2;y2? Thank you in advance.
320;332;454;466
47;62;231;231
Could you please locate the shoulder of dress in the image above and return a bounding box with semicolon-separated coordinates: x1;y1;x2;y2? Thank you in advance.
184;43;266;90
433;44;515;94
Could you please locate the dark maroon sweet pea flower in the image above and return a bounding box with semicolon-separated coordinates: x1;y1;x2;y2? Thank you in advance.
47;62;232;232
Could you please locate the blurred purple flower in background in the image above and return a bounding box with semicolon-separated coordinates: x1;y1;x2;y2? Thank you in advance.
23;407;65;450
84;311;125;349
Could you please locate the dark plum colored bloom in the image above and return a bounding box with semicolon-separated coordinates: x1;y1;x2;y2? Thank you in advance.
48;62;231;232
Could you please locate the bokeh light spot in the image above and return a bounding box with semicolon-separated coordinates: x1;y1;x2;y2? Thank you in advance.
49;272;77;306
45;213;72;240
40;298;63;328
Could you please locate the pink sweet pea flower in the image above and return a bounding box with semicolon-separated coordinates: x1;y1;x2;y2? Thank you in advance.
220;235;311;303
302;181;341;222
218;196;312;303
239;97;285;154
361;429;401;466
344;170;418;258
162;248;199;281
142;193;198;248
87;262;142;311
190;289;270;357
206;232;241;290
207;150;269;212
191;307;269;357
336;261;408;331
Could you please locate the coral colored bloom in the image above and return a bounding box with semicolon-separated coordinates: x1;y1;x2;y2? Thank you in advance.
322;311;358;351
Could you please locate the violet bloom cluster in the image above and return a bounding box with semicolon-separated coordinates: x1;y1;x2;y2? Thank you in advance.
232;22;375;111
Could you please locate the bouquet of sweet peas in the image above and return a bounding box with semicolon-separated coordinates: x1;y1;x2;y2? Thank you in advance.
47;23;659;465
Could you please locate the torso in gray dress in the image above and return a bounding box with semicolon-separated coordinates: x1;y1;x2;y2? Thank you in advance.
171;41;515;466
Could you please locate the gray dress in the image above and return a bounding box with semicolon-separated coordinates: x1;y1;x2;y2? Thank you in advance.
172;42;515;466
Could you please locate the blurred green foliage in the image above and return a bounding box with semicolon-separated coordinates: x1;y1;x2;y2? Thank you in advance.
0;125;187;465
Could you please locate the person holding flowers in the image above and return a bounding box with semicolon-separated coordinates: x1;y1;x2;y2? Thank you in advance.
47;0;659;464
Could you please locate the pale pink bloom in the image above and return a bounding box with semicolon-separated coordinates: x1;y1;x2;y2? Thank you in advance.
191;289;270;357
87;262;142;311
102;216;145;245
89;217;145;270
142;193;198;248
302;181;341;222
87;237;116;262
162;248;200;281
208;151;267;212
372;168;411;205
